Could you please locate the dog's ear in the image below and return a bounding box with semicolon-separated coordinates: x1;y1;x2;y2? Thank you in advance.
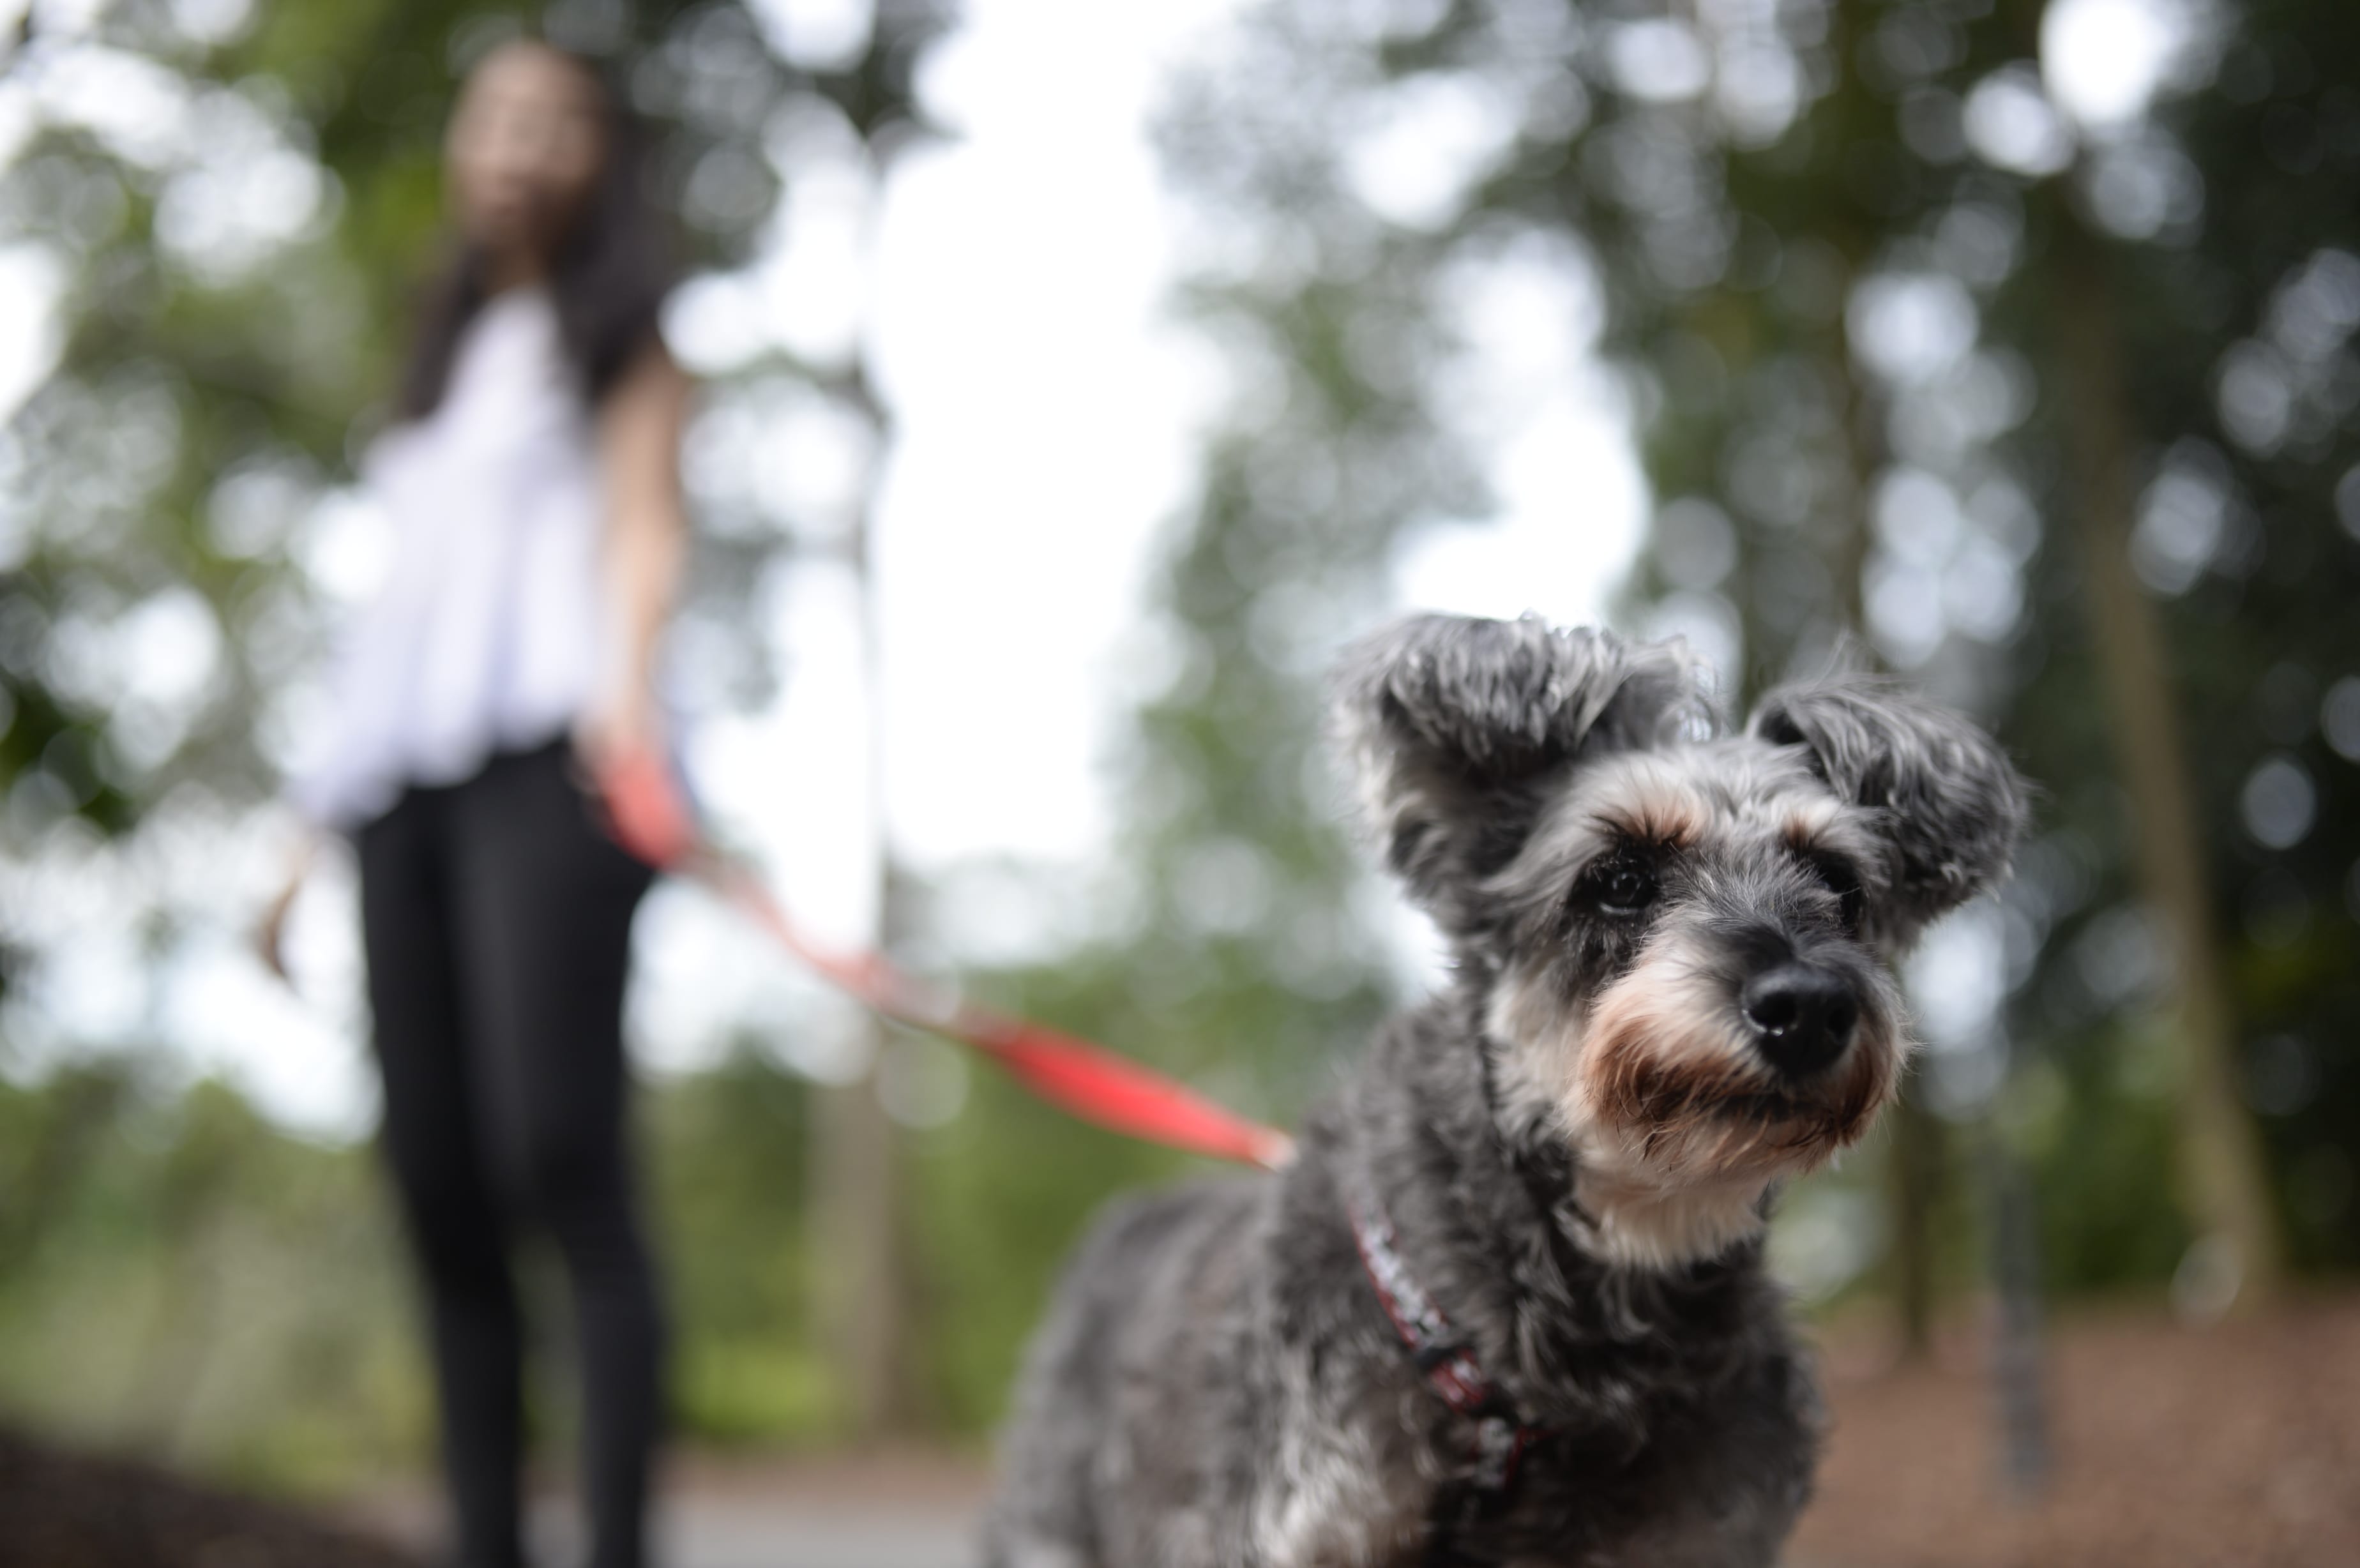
1335;614;1709;927
1748;677;2030;944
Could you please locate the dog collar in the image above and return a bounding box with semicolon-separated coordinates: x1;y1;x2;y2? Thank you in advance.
1345;1182;1551;1500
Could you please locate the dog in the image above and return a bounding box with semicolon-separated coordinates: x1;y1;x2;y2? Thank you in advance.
983;613;2029;1567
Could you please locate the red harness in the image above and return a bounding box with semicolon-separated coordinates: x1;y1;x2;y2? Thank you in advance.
1345;1184;1551;1502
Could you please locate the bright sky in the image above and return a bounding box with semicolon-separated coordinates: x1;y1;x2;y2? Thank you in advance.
1;0;2198;1140
20;0;1631;1138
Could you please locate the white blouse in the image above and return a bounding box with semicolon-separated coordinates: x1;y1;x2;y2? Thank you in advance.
290;289;612;829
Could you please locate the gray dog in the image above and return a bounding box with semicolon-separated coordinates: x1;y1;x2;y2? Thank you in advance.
984;614;2029;1567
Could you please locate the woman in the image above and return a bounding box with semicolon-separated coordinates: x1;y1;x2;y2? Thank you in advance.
268;40;688;1568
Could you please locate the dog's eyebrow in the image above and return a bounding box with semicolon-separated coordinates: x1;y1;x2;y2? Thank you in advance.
1778;806;1845;857
1593;794;1706;850
1780;814;1879;896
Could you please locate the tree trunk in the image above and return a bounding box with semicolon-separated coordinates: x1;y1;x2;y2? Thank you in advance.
1982;1130;2051;1498
1823;206;1946;1361
810;1045;912;1436
2052;236;2283;1306
808;365;917;1438
1888;1089;1944;1358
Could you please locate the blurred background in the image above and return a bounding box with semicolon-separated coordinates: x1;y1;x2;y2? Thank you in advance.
0;0;2355;1564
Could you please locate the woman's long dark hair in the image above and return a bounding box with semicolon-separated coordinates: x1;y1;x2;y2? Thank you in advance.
396;50;674;421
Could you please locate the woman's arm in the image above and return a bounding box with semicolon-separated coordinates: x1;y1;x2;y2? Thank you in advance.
580;339;693;773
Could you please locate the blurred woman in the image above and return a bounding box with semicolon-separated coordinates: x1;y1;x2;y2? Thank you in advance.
268;40;688;1568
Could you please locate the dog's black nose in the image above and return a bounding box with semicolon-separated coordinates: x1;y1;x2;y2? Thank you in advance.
1741;964;1858;1078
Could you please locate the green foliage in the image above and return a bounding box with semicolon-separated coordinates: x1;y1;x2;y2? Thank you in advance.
0;0;853;835
908;1065;1185;1434
649;1046;826;1443
5;0;2359;1499
2012;1032;2195;1292
1151;0;2360;1309
0;1064;420;1494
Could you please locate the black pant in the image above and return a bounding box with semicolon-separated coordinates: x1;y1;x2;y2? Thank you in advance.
358;741;663;1568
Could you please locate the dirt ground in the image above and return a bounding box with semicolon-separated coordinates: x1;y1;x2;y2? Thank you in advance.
1791;1292;2360;1568
5;1293;2356;1567
0;1428;417;1568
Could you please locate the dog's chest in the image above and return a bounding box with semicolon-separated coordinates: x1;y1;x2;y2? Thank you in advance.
1289;1462;1790;1568
1254;1473;1781;1568
1252;1463;1425;1567
1247;1383;1431;1567
1249;1333;1810;1568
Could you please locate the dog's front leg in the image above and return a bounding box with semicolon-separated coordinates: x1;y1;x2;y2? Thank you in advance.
1243;1357;1435;1568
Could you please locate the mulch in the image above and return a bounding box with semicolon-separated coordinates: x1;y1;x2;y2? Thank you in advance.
0;1430;420;1568
1792;1292;2360;1568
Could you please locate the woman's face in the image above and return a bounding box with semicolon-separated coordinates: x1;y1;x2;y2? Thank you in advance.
445;43;606;264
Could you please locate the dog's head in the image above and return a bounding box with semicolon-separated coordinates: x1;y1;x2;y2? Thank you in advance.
1336;614;2029;1267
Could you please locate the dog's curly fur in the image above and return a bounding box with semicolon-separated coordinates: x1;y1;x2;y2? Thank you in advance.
983;614;2031;1567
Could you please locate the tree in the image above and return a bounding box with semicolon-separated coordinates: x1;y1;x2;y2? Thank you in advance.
1146;0;2360;1325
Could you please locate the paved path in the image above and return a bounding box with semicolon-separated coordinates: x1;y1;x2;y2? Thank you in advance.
363;1482;1851;1567
352;1454;987;1568
650;1498;975;1568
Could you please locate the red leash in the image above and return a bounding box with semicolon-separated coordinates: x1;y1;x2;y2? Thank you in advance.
596;748;1296;1173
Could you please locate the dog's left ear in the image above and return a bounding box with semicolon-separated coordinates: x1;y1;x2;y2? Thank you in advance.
1748;677;2031;944
1335;614;1709;932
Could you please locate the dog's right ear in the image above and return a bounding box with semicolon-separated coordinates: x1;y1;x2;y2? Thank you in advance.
1333;614;1708;928
1746;675;2029;946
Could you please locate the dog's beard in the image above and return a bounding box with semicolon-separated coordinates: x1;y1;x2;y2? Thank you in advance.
1488;937;1903;1269
1580;946;1897;1183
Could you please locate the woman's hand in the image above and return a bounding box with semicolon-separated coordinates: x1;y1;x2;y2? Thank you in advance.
255;833;317;984
576;700;696;869
573;682;664;785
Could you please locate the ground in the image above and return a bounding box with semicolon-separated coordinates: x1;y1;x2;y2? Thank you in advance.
345;1450;987;1568
0;1428;416;1568
1790;1292;2360;1568
4;1295;2356;1567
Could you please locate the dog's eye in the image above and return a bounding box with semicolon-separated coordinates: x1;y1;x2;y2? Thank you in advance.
1808;856;1865;933
1588;854;1660;919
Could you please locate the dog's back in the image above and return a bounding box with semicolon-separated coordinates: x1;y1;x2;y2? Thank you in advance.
983;1179;1274;1566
